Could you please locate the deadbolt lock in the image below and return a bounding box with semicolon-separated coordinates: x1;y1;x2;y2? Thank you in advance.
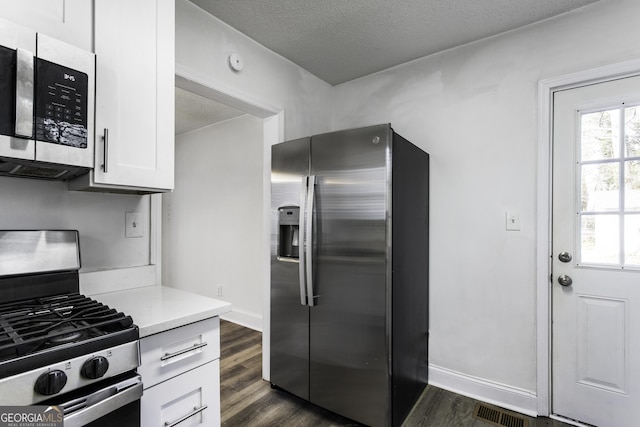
558;252;572;263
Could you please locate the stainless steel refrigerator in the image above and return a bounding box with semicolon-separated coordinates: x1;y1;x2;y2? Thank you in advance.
270;124;429;427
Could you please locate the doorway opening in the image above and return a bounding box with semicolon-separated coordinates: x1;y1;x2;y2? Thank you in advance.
163;70;282;382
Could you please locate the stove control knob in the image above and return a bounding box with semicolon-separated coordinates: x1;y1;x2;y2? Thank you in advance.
81;356;109;379
35;370;67;395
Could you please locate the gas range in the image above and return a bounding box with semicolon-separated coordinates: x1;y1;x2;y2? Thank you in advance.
0;230;141;426
0;291;139;404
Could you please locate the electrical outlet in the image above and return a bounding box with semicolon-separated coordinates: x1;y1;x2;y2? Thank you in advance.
217;285;223;297
125;212;144;238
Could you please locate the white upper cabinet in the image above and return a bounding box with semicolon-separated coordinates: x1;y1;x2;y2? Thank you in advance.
70;0;175;193
0;0;92;51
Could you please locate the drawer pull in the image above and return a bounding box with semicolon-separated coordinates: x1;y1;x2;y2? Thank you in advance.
164;405;208;427
160;342;208;361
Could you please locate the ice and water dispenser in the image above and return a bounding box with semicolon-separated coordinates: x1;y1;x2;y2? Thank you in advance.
277;206;299;260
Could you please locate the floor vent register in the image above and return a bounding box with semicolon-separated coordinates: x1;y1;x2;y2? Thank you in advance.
472;402;529;427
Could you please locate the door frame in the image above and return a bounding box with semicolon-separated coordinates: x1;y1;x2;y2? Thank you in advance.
173;64;285;383
536;59;640;417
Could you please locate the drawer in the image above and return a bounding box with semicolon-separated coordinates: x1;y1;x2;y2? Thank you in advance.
141;360;220;427
139;317;219;389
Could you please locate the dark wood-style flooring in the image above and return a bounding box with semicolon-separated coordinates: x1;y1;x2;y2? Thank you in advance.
220;320;571;426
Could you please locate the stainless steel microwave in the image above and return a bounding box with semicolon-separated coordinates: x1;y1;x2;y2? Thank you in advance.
0;18;94;180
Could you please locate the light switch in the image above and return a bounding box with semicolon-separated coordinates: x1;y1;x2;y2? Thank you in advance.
125;212;144;238
506;211;521;231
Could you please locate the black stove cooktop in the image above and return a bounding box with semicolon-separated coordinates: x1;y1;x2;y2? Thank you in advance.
0;292;138;378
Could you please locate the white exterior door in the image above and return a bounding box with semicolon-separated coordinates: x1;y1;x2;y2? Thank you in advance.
552;75;640;426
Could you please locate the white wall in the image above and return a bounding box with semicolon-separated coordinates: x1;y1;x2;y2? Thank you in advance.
0;178;151;272
172;0;334;334
163;115;264;329
175;0;333;140
331;0;640;411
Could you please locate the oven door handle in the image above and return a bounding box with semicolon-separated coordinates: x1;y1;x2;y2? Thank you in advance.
62;375;143;427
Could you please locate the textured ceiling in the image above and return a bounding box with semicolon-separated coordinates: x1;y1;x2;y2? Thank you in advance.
177;0;598;134
189;0;598;85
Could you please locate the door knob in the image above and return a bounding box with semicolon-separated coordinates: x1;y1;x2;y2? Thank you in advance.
558;252;572;263
557;275;573;287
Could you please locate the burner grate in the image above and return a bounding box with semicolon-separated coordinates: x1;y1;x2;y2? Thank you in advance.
0;293;134;362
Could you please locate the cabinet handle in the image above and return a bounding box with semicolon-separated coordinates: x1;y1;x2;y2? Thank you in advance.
160;342;208;361
164;405;208;427
102;128;109;173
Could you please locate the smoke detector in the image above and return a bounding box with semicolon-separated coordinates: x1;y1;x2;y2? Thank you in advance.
228;53;243;71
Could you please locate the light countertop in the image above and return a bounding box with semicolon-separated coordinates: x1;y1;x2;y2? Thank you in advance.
93;285;232;338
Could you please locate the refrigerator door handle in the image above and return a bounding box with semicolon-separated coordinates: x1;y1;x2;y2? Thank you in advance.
305;175;316;306
298;176;309;306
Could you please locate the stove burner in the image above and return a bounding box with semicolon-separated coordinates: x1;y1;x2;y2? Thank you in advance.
47;325;86;345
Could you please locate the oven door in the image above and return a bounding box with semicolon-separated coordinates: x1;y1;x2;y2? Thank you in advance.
51;373;142;427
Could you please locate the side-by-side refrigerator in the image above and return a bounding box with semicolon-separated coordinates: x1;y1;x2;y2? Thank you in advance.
270;124;429;427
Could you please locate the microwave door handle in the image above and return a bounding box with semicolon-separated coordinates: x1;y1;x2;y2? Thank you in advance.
298;177;308;306
305;175;316;307
15;48;34;138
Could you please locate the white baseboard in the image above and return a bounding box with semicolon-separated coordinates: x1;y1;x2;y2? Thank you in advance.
549;414;590;427
428;364;538;417
221;309;263;332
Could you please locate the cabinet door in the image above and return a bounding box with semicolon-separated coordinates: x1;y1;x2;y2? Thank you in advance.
141;360;220;427
0;0;92;51
93;0;174;191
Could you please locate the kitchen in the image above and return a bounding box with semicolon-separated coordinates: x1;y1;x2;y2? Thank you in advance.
1;0;640;426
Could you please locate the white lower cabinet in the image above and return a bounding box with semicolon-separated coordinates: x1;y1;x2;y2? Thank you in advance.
140;317;221;426
141;360;220;427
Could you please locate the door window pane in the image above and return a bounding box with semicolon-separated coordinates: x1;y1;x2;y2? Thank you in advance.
578;105;640;267
581;109;620;161
581;163;619;211
626;160;640;211
625;106;640;157
581;215;619;265
625;215;640;266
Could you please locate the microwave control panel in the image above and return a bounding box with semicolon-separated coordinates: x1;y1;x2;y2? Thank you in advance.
34;58;88;148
